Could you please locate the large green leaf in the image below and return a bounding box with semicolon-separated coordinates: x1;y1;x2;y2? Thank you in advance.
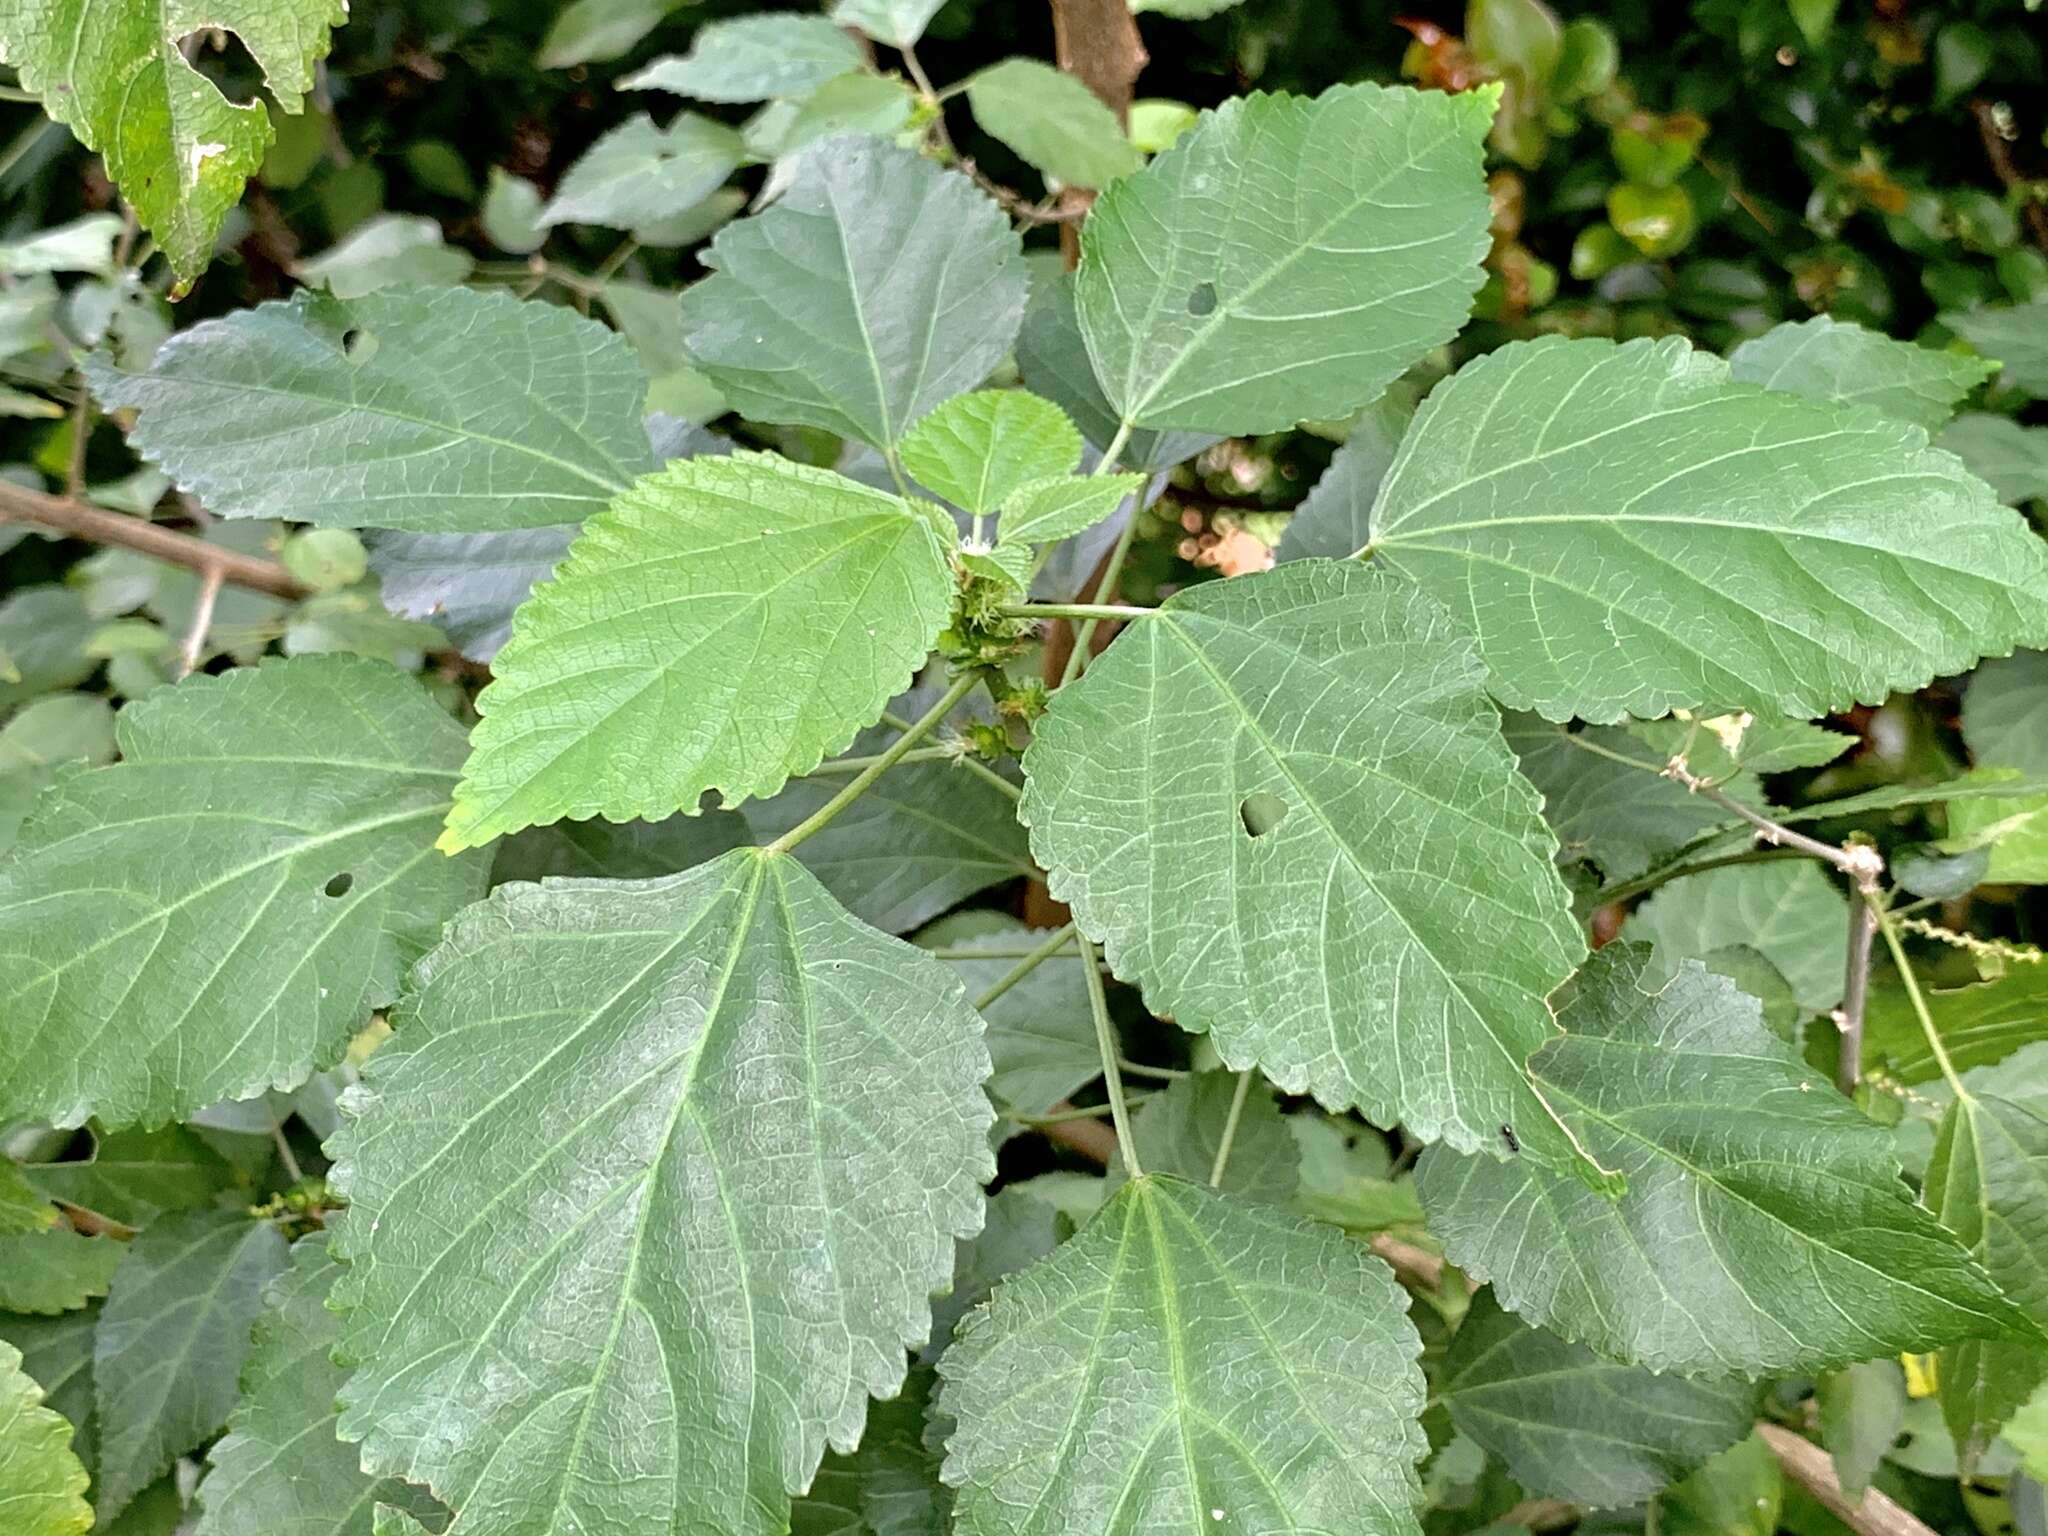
1416;947;2029;1375
26;1125;241;1227
94;1209;288;1519
938;1174;1427;1535
87;287;651;533
1438;1289;1754;1507
0;1232;123;1315
826;0;947;48
193;1235;442;1536
329;849;993;1536
1728;315;1994;430
0;1337;91;1536
1925;1049;2048;1468
1076;82;1495;434
1966;652;2048;774
1627;860;1850;1015
541;113;747;230
681;138;1027;455
623;15;865;102
0;0;344;283
0;1306;97;1478
443;453;956;849
964;60;1141;190
1944;302;2048;398
1863;965;2048;1084
1021;560;1602;1183
1364;335;2048;723
0;656;487;1129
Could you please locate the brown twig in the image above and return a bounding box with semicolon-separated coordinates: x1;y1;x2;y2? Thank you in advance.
1970;98;2048;254
177;565;226;677
1037;1103;1120;1163
1757;1423;1938;1536
0;478;307;599
1836;893;1880;1095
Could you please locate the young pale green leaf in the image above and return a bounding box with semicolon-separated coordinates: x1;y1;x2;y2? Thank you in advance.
1439;1289;1755;1507
0;1232;123;1315
541;113;747;229
623;15;865;102
0;1;344;283
443;453;955;848
1501;714;1753;882
1365;335;2048;722
1657;1433;1781;1536
329;850;994;1536
295;215;475;298
1864;965;2048;1084
1117;1069;1301;1205
899;391;1083;517
1022;561;1603;1184
938;1175;1427;1535
1926;1066;2048;1471
193;1235;443;1536
0;656;488;1130
1275;393;1414;561
996;473;1146;549
1944;302;2048;398
1941;415;2048;505
0;1158;54;1234
1966;652;2048;774
1947;788;2048;881
538;0;688;66
681;138;1027;454
1627;860;1850;1015
94;1209;288;1520
0;1306;96;1479
1416;946;2031;1375
964;60;1142;190
1077;82;1495;434
1014;274;1218;473
87;286;652;533
826;0;947;48
1728;315;1994;430
0;1337;91;1536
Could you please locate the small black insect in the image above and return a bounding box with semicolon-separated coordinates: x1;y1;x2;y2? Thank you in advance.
1499;1123;1520;1153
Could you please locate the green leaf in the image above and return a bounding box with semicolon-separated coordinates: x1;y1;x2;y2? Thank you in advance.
87;286;652;533
1944;302;2048;399
1657;1433;1781;1536
329;849;993;1536
681;138;1027;454
26;1125;239;1227
193;1235;443;1536
494;803;748;885
541;113;747;230
1415;946;2029;1375
443;453;956;848
1365;335;2048;723
792;1366;949;1536
94;1209;288;1519
0;1305;97;1477
1729;315;1995;431
964;60;1141;190
0;1337;91;1536
1501;714;1746;882
624;16;865;102
1816;1360;1907;1499
1941;415;2048;506
539;0;689;66
480;168;548;254
1947;789;2048;881
296;215;475;298
1439;1289;1755;1507
1632;712;1855;777
1864;965;2048;1084
368;525;580;663
0;656;489;1129
1076;82;1495;434
0;586;95;713
914;916;1098;1121
0;1157;55;1234
826;0;948;49
0;0;345;284
1626;860;1850;1015
1013;273;1218;473
1275;393;1414;562
0;1232;123;1315
1020;560;1605;1184
996;474;1145;549
745;729;1034;934
938;1174;1427;1535
899;391;1082;517
923;1184;1062;1363
1965;652;2048;774
1118;1069;1301;1205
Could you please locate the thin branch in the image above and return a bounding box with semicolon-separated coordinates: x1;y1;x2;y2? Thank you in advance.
1665;757;1884;882
1037;1103;1120;1163
176;565;225;678
269;1110;306;1186
1874;905;1969;1098
1208;1069;1255;1187
973;923;1076;1011
804;744;961;776
1077;932;1142;1173
1009;1095;1156;1126
0;478;308;599
1757;1424;1938;1536
879;707;1022;801
1593;847;1807;908
1009;601;1157;623
1970;98;2048;253
1118;1057;1188;1081
1836;892;1879;1095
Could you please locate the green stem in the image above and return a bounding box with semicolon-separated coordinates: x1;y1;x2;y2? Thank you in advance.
1592;846;1808;908
764;673;980;855
591;236;640;283
805;745;959;776
1059;508;1144;688
973;924;1076;1011
880;708;1021;801
1094;420;1136;475
1077;932;1142;1173
1008;601;1157;623
1010;1095;1156;1127
1209;1068;1255;1187
1119;1057;1189;1081
1873;903;1968;1099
